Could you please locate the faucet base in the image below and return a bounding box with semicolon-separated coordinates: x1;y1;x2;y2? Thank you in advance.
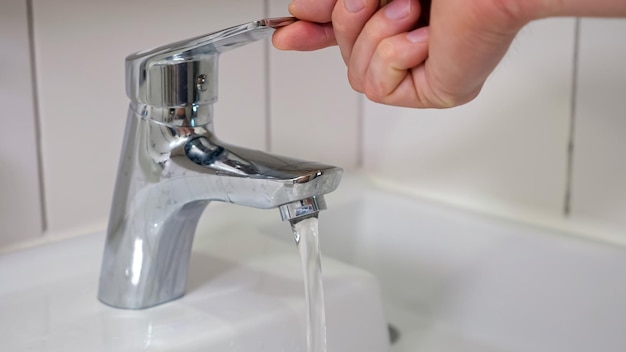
98;200;209;310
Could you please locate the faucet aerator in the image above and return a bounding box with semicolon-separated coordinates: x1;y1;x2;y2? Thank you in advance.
279;196;327;223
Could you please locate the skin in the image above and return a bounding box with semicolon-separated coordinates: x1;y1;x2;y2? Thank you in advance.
273;0;626;108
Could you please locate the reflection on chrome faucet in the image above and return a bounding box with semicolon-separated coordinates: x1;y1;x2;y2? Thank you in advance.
98;18;343;309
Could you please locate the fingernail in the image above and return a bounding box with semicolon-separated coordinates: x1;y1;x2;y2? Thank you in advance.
385;0;411;19
407;26;429;43
345;0;366;13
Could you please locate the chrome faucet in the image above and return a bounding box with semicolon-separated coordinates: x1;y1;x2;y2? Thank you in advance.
98;18;342;309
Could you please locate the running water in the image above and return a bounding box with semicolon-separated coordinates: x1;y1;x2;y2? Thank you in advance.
290;216;327;352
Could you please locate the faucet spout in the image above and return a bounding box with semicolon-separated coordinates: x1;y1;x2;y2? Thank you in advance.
98;104;342;309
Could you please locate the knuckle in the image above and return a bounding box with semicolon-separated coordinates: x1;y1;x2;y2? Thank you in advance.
347;70;364;93
364;90;383;104
377;39;398;63
331;18;350;34
330;6;351;33
363;81;386;104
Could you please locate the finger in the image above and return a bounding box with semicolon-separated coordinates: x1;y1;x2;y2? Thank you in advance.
272;21;337;51
289;0;337;23
331;0;380;64
348;0;422;91
364;27;430;107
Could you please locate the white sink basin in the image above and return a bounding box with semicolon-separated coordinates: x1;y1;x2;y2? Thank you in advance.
283;176;626;352
0;201;389;351
4;173;626;352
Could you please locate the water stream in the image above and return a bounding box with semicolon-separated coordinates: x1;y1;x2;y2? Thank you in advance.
290;216;327;352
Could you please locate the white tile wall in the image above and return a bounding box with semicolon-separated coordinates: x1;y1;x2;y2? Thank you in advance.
31;0;266;237
363;18;577;223
570;19;626;234
268;0;360;169
0;0;44;246
2;4;626;249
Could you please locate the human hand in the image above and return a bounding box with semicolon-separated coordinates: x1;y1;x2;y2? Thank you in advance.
273;0;541;108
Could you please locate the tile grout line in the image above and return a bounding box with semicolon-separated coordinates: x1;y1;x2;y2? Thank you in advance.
564;18;581;217
356;93;365;169
26;0;48;233
263;0;273;152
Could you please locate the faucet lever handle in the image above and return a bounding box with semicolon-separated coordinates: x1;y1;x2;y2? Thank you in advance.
126;17;296;108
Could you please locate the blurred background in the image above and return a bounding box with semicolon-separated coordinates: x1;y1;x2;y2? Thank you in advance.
1;0;625;251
